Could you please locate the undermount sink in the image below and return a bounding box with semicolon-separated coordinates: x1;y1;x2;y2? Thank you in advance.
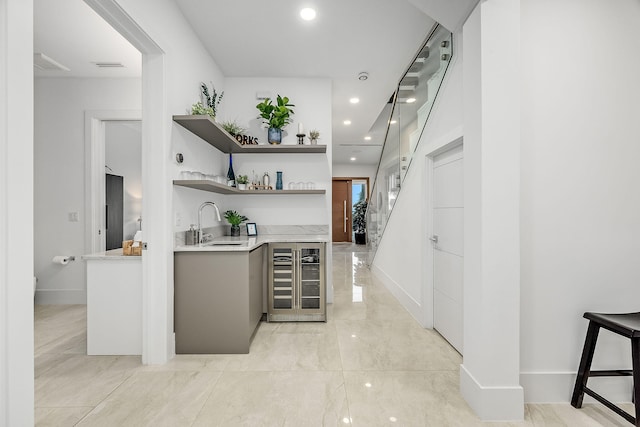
202;240;246;246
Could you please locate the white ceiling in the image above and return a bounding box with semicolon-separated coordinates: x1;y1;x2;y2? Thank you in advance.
34;0;438;166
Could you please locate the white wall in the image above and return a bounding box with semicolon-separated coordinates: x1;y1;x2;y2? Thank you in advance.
520;0;640;402
34;78;141;304
218;77;332;227
106;121;142;240
1;0;34;424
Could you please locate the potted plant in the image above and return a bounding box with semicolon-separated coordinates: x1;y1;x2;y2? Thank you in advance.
352;200;368;244
256;95;295;144
191;82;224;120
309;129;320;145
236;175;249;190
220;120;246;137
224;210;249;236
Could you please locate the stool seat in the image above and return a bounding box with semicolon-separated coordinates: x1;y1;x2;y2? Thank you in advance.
572;311;640;425
584;312;640;338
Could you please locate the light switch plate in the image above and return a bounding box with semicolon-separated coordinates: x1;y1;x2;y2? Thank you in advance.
68;212;79;222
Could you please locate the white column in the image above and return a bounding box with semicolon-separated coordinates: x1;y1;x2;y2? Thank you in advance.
461;0;523;420
0;0;34;425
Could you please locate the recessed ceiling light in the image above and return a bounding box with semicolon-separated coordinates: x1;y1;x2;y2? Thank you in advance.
406;97;416;103
390;120;397;124
350;157;356;161
349;97;360;104
300;8;316;20
343;120;351;125
364;136;372;141
358;72;369;81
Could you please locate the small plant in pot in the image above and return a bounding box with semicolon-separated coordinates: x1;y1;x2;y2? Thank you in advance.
220;120;246;137
236;175;249;190
309;129;320;145
224;210;249;236
256;95;295;144
352;200;368;245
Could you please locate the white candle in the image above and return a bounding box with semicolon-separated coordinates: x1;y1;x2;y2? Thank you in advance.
298;123;303;134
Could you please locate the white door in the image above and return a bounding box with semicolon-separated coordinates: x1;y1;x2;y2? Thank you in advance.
431;144;464;353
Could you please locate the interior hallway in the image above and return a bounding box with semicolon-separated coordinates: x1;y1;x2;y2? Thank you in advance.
34;243;631;426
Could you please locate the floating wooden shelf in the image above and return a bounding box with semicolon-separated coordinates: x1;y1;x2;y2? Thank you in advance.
173;180;326;195
173;115;327;154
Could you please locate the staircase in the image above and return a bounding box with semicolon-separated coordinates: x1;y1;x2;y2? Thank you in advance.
366;24;453;263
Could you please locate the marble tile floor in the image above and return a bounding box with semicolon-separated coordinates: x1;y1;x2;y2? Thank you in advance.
34;243;633;426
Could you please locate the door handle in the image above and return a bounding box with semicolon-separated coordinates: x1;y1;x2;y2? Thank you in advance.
343;201;347;233
429;235;439;244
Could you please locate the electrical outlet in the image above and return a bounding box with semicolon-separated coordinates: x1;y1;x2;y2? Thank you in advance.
68;212;79;222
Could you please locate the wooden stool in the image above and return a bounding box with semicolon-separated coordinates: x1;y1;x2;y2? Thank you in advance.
571;312;640;425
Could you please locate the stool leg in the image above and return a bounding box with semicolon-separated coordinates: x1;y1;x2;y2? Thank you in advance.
572;321;600;408
631;337;640;426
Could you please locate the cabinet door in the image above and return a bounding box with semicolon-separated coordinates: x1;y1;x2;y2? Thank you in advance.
298;244;324;314
268;244;295;314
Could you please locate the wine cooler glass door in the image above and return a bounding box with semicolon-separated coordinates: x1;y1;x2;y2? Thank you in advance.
299;246;323;311
271;246;294;311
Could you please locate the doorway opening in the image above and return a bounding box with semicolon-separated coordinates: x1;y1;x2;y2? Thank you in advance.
85;113;142;254
332;177;369;243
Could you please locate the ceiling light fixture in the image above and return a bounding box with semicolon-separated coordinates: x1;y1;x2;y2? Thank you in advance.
349;97;360;104
406;97;416;103
300;8;316;21
358;72;369;81
390;120;397;124
350;157;356;161
343;120;351;125
364;136;372;141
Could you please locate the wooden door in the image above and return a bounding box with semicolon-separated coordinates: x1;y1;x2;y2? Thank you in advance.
431;145;464;353
105;173;124;250
332;179;352;242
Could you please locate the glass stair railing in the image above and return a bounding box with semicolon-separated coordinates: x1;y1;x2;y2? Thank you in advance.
366;24;453;264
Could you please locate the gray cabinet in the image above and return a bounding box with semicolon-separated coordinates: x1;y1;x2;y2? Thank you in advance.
174;245;264;353
268;242;326;322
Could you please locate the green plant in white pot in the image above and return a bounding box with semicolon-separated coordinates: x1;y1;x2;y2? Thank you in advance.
256;95;295;144
236;175;249;190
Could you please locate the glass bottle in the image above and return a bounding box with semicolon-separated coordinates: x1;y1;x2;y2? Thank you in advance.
276;171;283;190
227;154;236;187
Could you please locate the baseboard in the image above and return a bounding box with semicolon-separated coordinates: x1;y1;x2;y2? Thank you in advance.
460;364;524;421
371;264;425;326
35;289;86;304
520;371;633;404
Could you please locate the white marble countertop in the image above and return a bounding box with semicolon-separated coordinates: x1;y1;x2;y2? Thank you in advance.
174;234;329;252
82;248;142;260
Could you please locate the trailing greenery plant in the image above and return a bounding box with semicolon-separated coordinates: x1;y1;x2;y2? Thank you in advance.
223;210;249;226
220;120;246;136
352;200;368;234
192;81;224;118
236;175;249;184
256;95;295;130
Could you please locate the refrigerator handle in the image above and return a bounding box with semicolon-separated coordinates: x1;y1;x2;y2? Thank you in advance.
292;249;297;309
297;249;301;309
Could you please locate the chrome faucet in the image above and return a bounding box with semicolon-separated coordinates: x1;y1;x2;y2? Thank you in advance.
197;202;222;244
